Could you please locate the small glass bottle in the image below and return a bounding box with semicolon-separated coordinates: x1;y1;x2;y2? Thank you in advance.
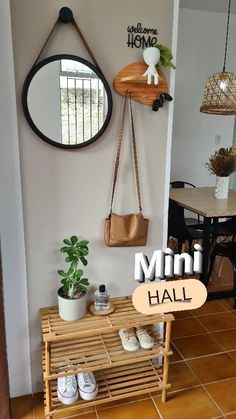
94;285;110;312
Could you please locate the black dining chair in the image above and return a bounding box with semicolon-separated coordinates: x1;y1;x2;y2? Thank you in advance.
210;216;236;237
168;199;204;253
190;216;236;239
170;181;236;237
170;181;196;189
207;241;236;308
168;200;236;291
170;181;202;226
191;215;236;290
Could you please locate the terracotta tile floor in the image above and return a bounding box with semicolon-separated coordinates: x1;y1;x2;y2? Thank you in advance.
10;259;236;418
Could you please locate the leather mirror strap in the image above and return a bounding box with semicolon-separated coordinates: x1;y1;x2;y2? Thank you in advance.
33;18;60;68
32;14;101;72
71;18;101;71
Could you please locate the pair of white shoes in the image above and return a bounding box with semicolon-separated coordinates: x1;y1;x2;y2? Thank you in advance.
119;326;154;351
57;371;98;405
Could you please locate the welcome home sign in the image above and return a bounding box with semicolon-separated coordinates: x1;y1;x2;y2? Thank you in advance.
127;23;158;48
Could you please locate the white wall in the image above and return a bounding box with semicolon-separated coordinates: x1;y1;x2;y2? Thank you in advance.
180;0;236;14
10;0;176;393
171;8;236;187
0;0;31;397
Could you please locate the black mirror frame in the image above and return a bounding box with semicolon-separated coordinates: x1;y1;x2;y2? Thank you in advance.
22;54;113;149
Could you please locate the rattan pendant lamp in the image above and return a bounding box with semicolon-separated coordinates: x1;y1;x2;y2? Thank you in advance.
200;0;236;115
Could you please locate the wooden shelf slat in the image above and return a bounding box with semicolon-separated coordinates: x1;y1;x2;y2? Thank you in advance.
41;296;174;342
44;360;169;416
42;326;172;380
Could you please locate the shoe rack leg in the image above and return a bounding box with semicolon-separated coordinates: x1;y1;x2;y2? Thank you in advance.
162;320;172;402
45;379;51;418
45;341;52;416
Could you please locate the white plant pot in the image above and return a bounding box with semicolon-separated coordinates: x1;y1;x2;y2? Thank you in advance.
215;176;229;199
58;287;87;321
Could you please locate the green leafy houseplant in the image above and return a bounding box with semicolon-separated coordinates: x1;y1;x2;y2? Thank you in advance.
155;44;176;69
58;235;89;299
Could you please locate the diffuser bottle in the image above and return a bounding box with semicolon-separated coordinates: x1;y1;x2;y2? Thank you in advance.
94;285;110;312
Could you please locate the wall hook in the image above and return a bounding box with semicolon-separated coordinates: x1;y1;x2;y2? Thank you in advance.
59;7;73;23
152;92;173;112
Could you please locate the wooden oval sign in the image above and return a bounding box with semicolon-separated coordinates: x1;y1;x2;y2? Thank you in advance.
132;279;207;314
114;61;168;106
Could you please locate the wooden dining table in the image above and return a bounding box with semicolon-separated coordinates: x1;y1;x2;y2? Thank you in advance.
169;187;236;298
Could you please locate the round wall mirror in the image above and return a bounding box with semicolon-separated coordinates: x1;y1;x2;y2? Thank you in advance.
22;54;113;149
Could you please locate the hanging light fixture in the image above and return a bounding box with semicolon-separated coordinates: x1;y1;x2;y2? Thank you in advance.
200;0;236;115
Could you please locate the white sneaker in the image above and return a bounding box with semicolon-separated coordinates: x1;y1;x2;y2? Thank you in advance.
119;328;140;352
57;375;78;405
77;371;98;401
136;327;154;349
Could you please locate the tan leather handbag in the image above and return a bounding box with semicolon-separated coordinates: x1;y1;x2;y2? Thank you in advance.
104;91;149;247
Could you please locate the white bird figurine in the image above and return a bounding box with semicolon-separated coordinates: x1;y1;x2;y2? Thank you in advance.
143;47;160;85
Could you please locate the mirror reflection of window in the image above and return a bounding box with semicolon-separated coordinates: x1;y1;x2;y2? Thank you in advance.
59;60;107;145
24;56;112;148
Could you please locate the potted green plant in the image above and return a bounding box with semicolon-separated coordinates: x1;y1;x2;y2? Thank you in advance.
155;44;176;69
57;235;89;321
204;147;236;199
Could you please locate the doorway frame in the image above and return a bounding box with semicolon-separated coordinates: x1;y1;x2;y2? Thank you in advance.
0;253;10;418
163;0;180;247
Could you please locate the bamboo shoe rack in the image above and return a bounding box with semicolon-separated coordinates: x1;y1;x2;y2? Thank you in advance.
40;295;174;418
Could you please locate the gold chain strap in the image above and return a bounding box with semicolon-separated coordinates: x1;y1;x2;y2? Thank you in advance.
109;91;142;214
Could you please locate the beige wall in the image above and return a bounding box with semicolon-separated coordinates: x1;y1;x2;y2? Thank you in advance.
11;0;175;392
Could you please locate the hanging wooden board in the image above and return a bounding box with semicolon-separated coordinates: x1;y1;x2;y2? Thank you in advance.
114;61;168;106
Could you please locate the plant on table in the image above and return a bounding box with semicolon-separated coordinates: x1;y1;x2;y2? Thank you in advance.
204;147;236;199
204;147;236;177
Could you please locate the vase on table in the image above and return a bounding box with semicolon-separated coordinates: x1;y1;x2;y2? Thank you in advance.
215;176;229;199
